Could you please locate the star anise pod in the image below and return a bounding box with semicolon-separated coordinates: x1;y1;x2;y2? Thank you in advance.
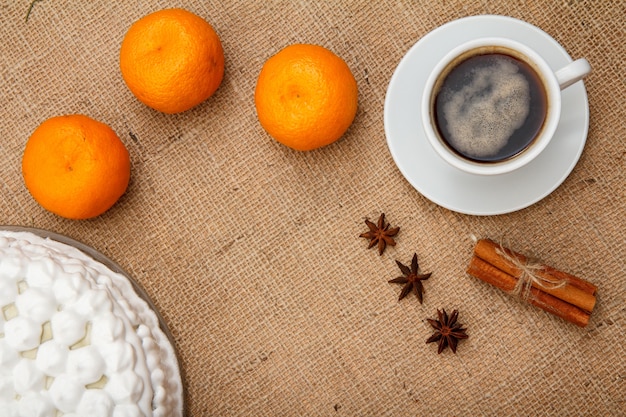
359;213;399;255
388;253;431;303
426;308;469;354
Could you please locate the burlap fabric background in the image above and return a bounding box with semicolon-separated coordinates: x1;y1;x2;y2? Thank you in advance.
1;1;624;415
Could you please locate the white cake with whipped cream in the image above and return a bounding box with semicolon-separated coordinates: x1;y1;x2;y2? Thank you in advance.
0;229;183;417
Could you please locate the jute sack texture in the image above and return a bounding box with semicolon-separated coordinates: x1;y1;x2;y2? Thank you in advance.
0;1;624;415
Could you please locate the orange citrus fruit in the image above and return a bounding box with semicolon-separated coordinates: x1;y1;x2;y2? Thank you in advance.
22;115;131;220
254;44;358;151
119;8;225;114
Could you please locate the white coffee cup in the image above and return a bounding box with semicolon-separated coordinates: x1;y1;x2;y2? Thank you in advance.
421;37;591;176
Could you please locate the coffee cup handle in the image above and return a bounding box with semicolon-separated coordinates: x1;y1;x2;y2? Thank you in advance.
555;58;591;90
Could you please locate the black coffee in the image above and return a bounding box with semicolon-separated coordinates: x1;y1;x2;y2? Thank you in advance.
433;52;547;163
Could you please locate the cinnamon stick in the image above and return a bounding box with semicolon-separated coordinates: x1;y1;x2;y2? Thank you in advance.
473;239;596;313
467;256;590;327
542;264;597;296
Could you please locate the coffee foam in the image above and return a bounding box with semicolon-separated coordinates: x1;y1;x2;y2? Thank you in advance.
440;56;530;159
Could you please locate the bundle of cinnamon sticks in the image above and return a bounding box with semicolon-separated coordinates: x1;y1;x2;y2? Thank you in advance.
467;239;597;327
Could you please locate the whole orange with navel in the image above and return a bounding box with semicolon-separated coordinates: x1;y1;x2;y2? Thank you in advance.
119;8;225;114
22;114;131;219
255;44;358;151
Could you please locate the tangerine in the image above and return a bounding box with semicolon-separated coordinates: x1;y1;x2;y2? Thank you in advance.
254;44;358;151
22;115;131;219
119;8;225;114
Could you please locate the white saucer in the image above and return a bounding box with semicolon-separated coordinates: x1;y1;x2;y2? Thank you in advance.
384;15;589;215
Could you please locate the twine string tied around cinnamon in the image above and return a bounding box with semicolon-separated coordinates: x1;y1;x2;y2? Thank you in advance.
495;246;567;300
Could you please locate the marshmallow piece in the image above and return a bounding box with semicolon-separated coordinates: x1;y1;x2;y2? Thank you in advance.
91;312;125;344
106;370;144;403
0;371;16;400
0;399;19;417
52;271;88;306
0;339;20;367
72;289;113;318
15;288;57;324
35;340;69;376
13;359;45;395
18;392;55;417
4;316;41;351
50;310;87;346
25;258;57;288
76;390;114;417
0;255;22;282
98;341;137;374
0;277;18;306
67;346;105;385
48;375;86;413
